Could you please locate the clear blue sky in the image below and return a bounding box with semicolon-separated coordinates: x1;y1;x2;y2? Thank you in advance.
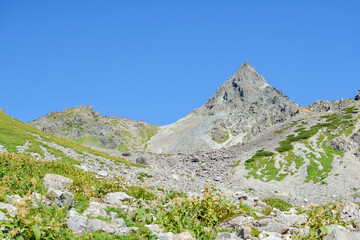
1;1;359;125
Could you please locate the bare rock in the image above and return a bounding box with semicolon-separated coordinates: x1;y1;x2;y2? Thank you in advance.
215;232;242;240
172;232;194;240
66;209;88;233
324;225;360;240
43;174;73;191
83;202;108;218
103;192;133;206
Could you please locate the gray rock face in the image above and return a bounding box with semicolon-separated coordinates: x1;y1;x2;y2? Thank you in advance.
147;62;300;153
309;99;353;113
43;174;73;191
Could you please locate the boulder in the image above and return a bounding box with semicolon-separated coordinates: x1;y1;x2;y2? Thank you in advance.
45;188;74;209
86;218;117;233
108;211;119;220
136;156;147;165
83;202;108;218
324;225;360;240
258;218;289;234
0;202;18;221
66;209;88;233
114;218;127;228
6;194;21;205
43;174;73;191
103;192;133;206
145;224;166;233
154;232;176;240
351;133;360;145
172;232;194;240
56;191;74;209
215;232;242;240
355;93;360;101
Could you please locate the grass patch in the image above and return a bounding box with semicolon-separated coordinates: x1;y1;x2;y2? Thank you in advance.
263;198;292;211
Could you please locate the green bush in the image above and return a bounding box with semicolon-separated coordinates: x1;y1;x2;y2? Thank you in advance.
155;186;238;240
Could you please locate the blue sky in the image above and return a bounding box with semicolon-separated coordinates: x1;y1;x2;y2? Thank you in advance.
1;1;359;125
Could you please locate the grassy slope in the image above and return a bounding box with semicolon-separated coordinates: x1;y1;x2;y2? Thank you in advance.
0;111;143;167
244;102;360;183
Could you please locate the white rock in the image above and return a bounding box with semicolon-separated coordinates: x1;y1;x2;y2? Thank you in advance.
43;174;73;191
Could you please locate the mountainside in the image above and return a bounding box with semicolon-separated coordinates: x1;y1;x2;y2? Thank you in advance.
147;62;300;153
29;105;159;152
2;86;360;239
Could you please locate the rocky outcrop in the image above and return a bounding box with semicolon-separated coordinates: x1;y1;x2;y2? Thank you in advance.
147;62;300;153
309;99;353;112
29;105;159;151
355;90;360;101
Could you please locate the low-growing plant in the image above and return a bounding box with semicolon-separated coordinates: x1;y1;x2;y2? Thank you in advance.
155;186;238;240
262;198;292;211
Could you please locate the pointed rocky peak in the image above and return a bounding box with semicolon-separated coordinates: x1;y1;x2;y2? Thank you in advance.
232;61;266;85
198;62;300;115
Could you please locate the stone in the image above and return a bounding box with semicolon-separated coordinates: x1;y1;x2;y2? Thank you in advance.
172;232;194;240
136;156;147;165
66;209;88;233
6;194;21;205
241;226;252;239
103;192;133;206
114;227;139;235
56;192;74;209
114;218;127;228
355;94;360;101
351;133;360;145
43;174;73;191
83;202;108;218
154;232;176;240
0;108;4;113
86;218;116;233
108;211;119;220
0;202;18;221
324;225;360;240
145;224;166;233
215;232;242;240
258;218;289;234
45;188;74;209
235;191;248;200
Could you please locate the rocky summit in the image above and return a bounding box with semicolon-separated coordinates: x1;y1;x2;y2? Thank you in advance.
147;62;300;153
1;62;360;239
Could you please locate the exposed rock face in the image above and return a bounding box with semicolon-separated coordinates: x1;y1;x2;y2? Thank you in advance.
29;105;159;151
309;99;353;112
147;62;300;153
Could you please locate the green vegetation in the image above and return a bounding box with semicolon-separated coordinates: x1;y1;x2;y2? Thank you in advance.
137;172;153;182
245;150;281;181
262;198;292;211
0;111;144;168
293;202;347;239
229;160;241;168
155;186;237;240
245;105;359;183
211;128;230;144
